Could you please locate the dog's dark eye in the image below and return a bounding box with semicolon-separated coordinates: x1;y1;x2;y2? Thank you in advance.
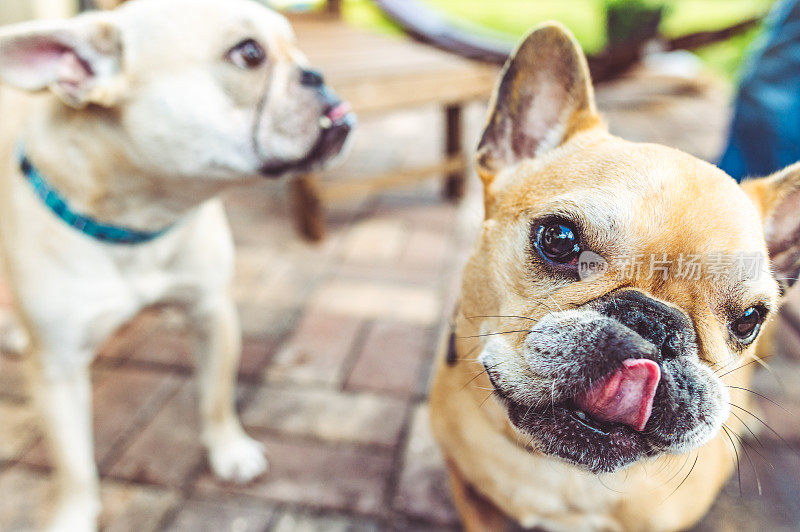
731;305;766;343
228;39;266;69
535;221;580;263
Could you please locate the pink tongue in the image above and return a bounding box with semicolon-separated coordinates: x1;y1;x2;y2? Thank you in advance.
326;102;352;122
574;359;661;431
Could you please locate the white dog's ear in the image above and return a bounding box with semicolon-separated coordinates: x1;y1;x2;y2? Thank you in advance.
0;14;124;108
477;22;601;180
742;163;800;291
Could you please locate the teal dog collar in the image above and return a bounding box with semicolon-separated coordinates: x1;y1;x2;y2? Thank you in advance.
19;149;172;245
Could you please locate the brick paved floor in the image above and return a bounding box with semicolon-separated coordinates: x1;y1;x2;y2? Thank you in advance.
2;69;800;531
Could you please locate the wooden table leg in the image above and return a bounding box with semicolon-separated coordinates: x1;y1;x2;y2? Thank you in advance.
443;103;465;201
290;174;327;242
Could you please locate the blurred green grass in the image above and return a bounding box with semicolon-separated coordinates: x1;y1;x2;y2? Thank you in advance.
341;0;777;80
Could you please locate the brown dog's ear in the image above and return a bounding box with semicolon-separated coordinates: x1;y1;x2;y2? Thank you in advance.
742;163;800;290
477;22;600;181
0;14;124;108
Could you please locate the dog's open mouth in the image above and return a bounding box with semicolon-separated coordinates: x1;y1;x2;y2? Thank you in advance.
486;358;666;473
574;358;661;432
259;101;355;178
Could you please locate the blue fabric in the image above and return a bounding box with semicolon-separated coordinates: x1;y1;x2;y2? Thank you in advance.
719;0;800;181
19;150;171;245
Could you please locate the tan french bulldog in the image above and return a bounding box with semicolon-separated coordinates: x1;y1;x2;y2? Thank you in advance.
0;0;353;530
430;23;799;532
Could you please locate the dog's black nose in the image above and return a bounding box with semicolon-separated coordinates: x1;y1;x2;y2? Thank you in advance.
596;290;694;362
300;68;325;87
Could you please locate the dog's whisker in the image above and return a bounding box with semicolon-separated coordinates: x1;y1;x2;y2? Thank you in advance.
744;355;784;388
727;417;774;468
729;403;800;456
662;450;699;503
727;385;793;416
524;433;535;452
535;297;558;315
721;425;743;497
751;357;786;392
459;369;487;391
459;361;503;391
654;453;675;476
728;410;768;453
653;452;689;495
725;426;766;496
712;350;759;376
596;473;625;494
716;355;774;378
717;427;738;471
739;442;762;497
661;449;693;490
464;314;537;321
462;342;482;361
709;352;743;374
457;329;532;339
546;294;564;313
462;296;558;325
451;357;487;365
479;391;495;410
740;439;775;471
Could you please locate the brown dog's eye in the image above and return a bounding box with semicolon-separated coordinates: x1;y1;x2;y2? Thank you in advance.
731;305;766;343
535;221;581;264
228;39;266;69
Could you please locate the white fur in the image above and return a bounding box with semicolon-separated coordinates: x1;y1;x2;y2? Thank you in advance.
0;1;352;530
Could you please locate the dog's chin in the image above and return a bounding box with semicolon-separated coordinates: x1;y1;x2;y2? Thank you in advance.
259;113;355;179
499;393;652;473
484;366;660;473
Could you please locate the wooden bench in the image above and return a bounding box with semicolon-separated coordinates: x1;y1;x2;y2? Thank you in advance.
287;2;497;240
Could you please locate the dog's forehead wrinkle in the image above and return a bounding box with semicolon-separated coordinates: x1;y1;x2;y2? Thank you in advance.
524;190;632;247
496;136;766;252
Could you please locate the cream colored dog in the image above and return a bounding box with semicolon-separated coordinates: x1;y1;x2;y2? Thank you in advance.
431;24;799;531
0;1;353;530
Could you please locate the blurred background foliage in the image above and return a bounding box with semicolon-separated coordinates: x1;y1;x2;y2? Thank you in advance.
333;0;776;80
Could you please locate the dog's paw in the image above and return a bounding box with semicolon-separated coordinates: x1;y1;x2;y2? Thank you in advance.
46;496;99;532
208;432;268;483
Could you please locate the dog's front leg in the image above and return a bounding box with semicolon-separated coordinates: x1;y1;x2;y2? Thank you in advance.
26;357;99;532
191;296;267;483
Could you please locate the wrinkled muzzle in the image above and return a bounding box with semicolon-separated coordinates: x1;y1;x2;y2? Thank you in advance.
480;290;730;473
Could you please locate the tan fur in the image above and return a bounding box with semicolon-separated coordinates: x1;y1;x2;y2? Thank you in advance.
431;23;794;531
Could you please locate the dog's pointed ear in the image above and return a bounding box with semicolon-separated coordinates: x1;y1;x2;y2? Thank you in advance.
476;22;601;184
0;14;124;108
742;163;800;291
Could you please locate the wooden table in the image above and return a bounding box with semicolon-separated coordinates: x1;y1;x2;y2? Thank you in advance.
289;14;498;240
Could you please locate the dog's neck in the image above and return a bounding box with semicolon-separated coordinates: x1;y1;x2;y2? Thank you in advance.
21;99;245;233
